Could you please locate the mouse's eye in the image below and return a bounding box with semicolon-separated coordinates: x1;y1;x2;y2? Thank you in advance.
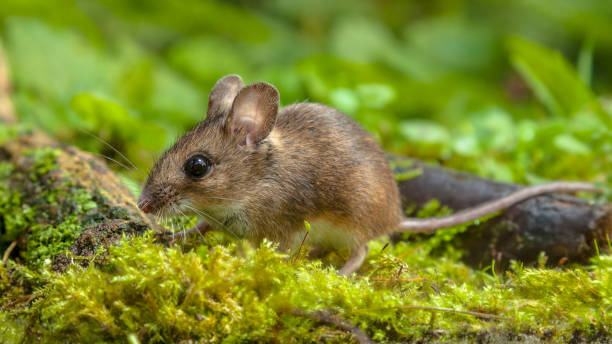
183;155;211;179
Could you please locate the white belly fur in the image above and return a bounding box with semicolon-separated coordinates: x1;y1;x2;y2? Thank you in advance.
295;219;357;251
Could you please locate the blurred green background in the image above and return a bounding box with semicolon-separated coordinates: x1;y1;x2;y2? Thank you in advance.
1;0;611;190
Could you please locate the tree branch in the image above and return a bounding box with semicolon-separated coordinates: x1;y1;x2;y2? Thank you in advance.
288;308;374;344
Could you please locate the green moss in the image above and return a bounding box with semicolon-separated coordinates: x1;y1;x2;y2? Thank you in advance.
1;234;609;343
25;216;82;268
390;158;423;182
0;179;33;242
23;187;102;268
24;147;60;181
0;146;107;268
0;311;26;343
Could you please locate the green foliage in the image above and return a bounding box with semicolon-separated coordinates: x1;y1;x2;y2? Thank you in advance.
0;0;610;188
1;1;612;342
508;36;608;125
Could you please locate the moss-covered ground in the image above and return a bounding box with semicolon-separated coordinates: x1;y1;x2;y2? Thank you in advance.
1;1;612;342
0;142;609;343
2;233;612;343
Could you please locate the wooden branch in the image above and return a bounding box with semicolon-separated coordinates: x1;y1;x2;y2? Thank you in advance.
288;308;374;344
391;156;611;268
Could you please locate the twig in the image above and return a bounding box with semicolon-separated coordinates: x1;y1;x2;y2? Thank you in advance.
358;276;427;283
402;306;509;320
288;308;374;344
358;305;509;321
3;293;36;309
292;229;310;264
2;240;17;265
373;277;427;283
396;244;424;259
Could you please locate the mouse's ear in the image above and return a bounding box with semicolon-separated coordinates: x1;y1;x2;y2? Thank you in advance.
206;74;244;122
227;82;279;147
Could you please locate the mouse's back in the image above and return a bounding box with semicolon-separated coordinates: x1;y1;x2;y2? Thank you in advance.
258;102;402;249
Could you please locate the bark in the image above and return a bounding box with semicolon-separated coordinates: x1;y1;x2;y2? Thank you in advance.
391;156;611;268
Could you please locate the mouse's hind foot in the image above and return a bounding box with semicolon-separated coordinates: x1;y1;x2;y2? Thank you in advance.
338;244;369;276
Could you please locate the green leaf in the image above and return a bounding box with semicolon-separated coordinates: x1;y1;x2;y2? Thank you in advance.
4;18;116;103
166;37;250;86
70;93;166;151
356;84;396;109
70;93;130;129
554;133;591;155
577;38;594;86
329;88;359;115
507;37;607;126
399;120;451;145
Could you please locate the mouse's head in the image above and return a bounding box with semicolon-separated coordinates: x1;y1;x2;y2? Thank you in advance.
137;74;280;217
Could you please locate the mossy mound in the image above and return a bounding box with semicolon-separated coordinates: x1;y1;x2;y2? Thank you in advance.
2;235;612;343
0;130;150;272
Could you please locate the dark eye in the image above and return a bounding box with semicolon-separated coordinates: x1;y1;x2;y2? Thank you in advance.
183;155;211;179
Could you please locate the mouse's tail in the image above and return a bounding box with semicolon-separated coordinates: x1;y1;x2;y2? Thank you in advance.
398;182;602;233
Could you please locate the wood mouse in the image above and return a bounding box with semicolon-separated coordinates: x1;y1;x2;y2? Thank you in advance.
137;74;600;275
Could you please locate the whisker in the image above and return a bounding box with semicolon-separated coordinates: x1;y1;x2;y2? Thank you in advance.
183;204;240;239
175;206;208;242
182;204;224;228
91;152;145;185
171;205;184;244
156;209;174;237
174;207;190;238
188;196;240;202
179;201;221;246
77;128;146;179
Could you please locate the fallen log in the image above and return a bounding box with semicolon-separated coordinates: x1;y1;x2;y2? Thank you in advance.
391;156;611;268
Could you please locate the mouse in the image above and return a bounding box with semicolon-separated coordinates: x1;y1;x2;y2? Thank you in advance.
137;74;600;276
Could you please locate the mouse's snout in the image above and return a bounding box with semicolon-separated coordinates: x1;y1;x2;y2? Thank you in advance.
138;198;154;213
137;183;178;215
137;189;157;214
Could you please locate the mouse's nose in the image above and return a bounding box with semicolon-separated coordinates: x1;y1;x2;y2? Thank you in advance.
138;199;154;214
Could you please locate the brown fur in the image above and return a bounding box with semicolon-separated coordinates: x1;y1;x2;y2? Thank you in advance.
138;75;401;253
